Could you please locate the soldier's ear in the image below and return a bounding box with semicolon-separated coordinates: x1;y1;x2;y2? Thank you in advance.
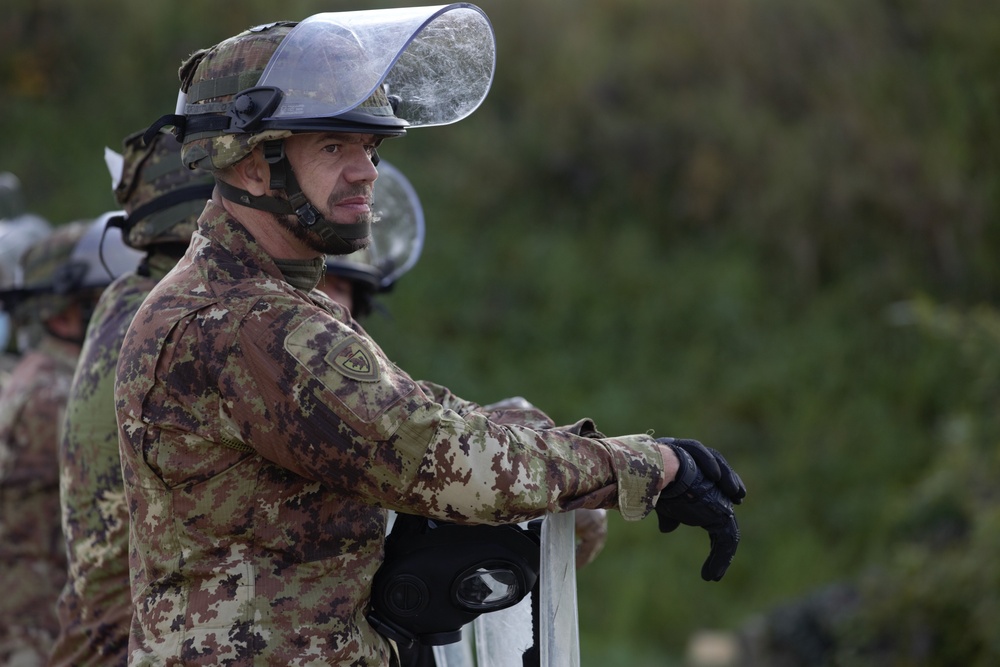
229;147;270;197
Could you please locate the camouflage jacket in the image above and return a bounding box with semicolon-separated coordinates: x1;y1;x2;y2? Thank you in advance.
0;335;76;660
115;200;665;666
51;254;176;667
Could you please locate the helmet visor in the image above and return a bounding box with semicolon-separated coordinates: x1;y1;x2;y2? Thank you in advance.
258;4;496;128
371;160;424;289
67;213;145;290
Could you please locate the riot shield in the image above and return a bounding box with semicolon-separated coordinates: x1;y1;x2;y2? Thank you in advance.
472;512;579;667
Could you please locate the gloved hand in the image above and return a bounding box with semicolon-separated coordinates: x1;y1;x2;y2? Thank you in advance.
655;438;746;582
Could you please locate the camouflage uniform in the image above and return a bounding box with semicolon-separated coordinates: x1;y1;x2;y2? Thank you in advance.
49;266;161;667
50;129;212;667
0;335;77;664
115;200;667;665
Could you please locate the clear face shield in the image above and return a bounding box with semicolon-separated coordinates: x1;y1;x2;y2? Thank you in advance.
248;4;496;131
370;160;425;289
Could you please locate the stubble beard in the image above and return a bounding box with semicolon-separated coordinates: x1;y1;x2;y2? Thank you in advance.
270;184;373;254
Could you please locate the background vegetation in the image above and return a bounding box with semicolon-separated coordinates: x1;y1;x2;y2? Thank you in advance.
3;0;999;664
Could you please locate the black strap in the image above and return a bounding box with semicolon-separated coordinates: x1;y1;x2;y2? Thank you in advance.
215;179;294;215
124;183;216;232
186;71;264;104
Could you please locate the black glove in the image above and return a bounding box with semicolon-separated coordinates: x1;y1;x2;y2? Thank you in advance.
655;438;746;582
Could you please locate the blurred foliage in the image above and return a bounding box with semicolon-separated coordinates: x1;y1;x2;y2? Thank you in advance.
3;0;1000;664
736;300;1000;666
834;301;1000;667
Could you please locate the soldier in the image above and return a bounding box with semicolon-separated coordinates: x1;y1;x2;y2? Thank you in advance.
0;217;141;666
49;132;417;667
116;8;746;665
49;129;214;667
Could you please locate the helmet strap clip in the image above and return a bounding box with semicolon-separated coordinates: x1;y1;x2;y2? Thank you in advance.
228;87;283;132
262;141;288;190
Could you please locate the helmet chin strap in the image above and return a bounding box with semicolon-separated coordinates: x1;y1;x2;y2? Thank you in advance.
215;140;369;255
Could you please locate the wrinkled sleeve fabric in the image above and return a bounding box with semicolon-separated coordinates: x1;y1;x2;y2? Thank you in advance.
414;380;483;417
221;301;664;524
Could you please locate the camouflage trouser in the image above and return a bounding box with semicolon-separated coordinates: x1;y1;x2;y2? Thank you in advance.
0;558;64;666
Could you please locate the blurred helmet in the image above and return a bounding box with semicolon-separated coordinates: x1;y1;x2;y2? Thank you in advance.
0;173;52;290
0;175;52;351
144;5;494;254
107;128;215;250
325;160;424;318
0;215;52;290
0;172;27;220
9;215;144;325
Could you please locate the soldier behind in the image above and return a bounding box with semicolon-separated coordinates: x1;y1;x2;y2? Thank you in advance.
49;128;214;667
116;8;746;665
0;173;52;390
0;217;141;666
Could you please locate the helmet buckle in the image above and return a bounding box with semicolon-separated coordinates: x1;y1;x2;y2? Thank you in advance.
295;203;320;227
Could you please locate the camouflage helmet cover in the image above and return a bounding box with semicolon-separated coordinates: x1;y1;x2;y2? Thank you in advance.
18;222;88;291
178;22;299;171
14;220;90;323
14;216;143;324
114;129;215;249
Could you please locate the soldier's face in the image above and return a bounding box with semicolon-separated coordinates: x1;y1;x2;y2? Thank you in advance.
284;132;379;227
267;132;379;255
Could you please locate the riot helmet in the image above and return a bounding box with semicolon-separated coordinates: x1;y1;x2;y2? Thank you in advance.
106;128;215;252
0;181;52;352
146;5;494;254
0;213;52;352
323;159;424;317
2;216;143;342
0;174;51;279
0;217;52;290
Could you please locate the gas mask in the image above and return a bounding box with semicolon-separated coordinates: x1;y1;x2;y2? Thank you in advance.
367;513;541;649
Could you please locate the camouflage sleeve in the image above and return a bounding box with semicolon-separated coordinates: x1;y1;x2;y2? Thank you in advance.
416;386;561;431
222;304;665;524
414;380;483;417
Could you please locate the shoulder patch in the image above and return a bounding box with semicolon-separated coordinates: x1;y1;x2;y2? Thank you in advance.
326;335;380;382
284;312;417;427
